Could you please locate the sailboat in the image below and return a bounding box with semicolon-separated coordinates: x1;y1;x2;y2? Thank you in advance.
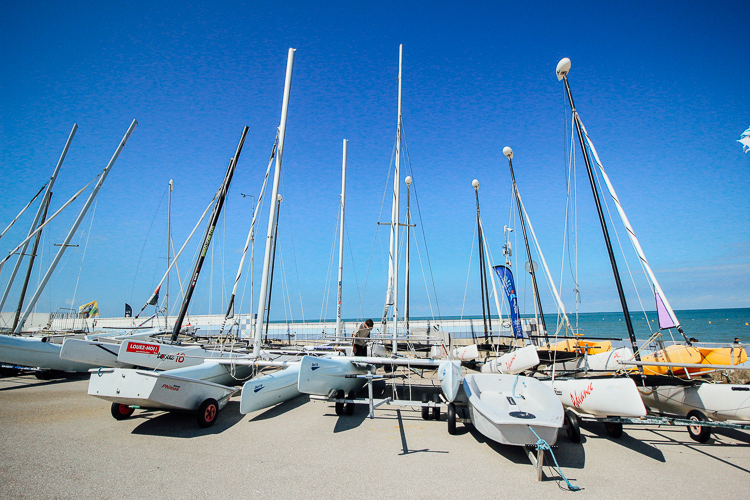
555;57;749;440
0;121;138;374
88;124;256;427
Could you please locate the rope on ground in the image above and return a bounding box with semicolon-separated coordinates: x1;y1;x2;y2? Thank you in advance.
528;425;582;492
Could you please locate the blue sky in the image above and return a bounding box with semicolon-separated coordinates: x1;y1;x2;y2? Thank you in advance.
1;1;748;323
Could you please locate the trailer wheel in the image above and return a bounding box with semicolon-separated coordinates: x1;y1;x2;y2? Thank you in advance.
421;393;430;420
111;402;134;420
345;391;356;415
197;398;219;428
334;390;345;416
447;403;457;435
564;409;581;443
605;421;623;439
432;393;441;421
687;410;711;443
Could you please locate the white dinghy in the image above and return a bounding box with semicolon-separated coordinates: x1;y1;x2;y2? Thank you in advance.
463;373;563;446
543;377;646;419
481;345;540;374
88;366;238;427
240;364;302;414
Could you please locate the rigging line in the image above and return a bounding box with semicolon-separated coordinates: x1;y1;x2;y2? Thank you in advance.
0;173;100;269
0;181;49;242
343;221;363;322
320;204;340;322
410;213;435;320
70;199;98;310
460;221;477;320
129;186;168;302
401;126;442;320
589;145;654;334
289;217;305;324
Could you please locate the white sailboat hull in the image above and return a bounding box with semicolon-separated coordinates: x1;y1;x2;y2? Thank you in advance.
117;339;233;370
464;373;563;446
0;334;97;372
438;360;463;403
60;338;133;368
88;367;237;411
543;377;647;418
639;383;750;421
297;355;367;396
240;364;302;414
481;345;540;374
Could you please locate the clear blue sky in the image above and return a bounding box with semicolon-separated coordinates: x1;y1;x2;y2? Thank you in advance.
1;1;748;323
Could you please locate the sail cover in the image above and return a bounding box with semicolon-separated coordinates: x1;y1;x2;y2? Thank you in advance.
493;265;524;339
738;127;750;153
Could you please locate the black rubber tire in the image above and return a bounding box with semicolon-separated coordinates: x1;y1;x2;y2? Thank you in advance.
345;391;356;415
197;398;219;428
335;390;345;416
111;402;134;420
432;393;441;420
564;409;581;443
605;421;623;439
421;392;430;420
447;403;457;435
687;410;711;443
0;367;19;377
35;370;51;380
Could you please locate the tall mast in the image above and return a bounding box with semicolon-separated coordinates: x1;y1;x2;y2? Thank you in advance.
473;179;492;341
390;44;403;353
0;124;77;314
556;58;640;359
166;179;172;329
335;139;347;339
171;126;248;341
14;120;137;334
404;176;412;334
504;147;548;345
253;48;296;357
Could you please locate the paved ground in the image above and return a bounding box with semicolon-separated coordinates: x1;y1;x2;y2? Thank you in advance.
0;373;749;499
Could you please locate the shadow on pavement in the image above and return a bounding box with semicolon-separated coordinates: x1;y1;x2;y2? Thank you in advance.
130;400;245;437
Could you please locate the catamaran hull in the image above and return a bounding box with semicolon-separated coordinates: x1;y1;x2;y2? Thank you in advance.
240;364;302;414
481;345;540;374
117;340;217;370
464;373;563;446
297;355;367;396
0;334;97;372
543;377;647;418
438;360;463;403
639;383;750;421
88;367;237;411
60;338;133;368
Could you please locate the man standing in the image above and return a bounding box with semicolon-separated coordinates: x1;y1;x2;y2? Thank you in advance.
352;319;374;357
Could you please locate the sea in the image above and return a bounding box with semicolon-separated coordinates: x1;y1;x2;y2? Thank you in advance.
440;308;750;345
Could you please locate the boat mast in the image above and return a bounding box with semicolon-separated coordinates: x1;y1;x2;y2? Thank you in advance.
171;126;248;342
391;44;403;354
0;124;77;315
473;179;492;341
556;58;640;360
335;139;347;339
404;175;412;335
14;120;137;334
166;179;172;330
504;147;548;345
253;48;295;357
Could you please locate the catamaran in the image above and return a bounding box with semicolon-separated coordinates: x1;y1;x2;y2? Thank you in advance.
555;57;749;441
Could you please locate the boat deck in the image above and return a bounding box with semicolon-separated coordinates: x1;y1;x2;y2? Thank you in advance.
1;373;749;498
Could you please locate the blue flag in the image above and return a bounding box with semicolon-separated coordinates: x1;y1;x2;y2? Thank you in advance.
493;265;524;339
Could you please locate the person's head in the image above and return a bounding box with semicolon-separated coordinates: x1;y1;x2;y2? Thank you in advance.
365;319;374;328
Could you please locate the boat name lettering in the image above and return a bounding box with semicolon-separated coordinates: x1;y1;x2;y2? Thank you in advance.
311;363;320;371
126;342;160;355
570;382;594;407
161;384;180;391
155;352;185;363
505;352;517;370
554;388;562;396
254;384;265;393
